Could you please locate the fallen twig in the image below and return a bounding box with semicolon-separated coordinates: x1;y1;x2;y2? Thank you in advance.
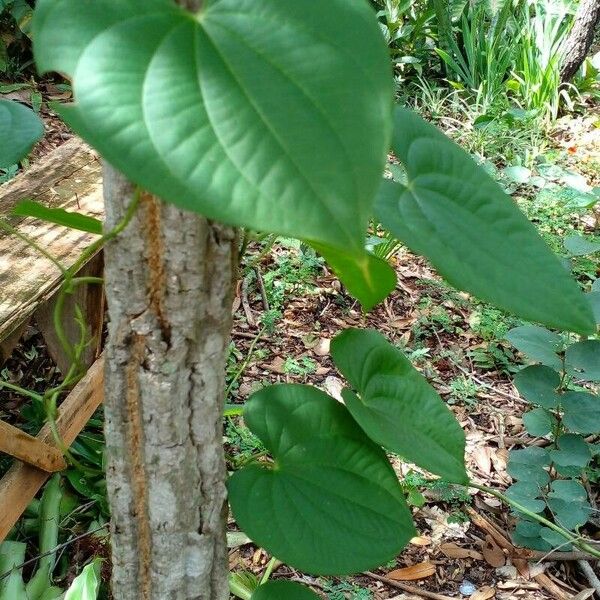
533;572;570;600
577;560;600;596
453;362;525;404
365;571;456;600
467;505;600;562
254;266;269;312
241;274;255;326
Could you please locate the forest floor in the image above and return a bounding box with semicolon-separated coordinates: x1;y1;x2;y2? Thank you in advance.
0;84;599;599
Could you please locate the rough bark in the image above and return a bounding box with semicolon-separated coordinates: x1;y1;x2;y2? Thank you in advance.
560;0;600;82
103;164;236;600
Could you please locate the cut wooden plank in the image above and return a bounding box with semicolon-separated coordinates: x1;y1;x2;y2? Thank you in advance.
0;356;104;542
0;420;66;472
0;138;104;344
0;138;98;219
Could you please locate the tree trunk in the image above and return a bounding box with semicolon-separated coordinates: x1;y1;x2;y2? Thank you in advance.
102;163;235;600
560;0;600;82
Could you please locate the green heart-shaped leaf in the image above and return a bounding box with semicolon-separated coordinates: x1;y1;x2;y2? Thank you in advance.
374;107;595;335
0;99;44;167
228;384;415;575
566;340;600;382
33;0;392;256
550;434;591;473
506;326;564;371
251;581;320;600
505;482;545;514
314;244;396;311
546;480;591;531
507;447;550;485
331;328;467;483
522;408;555;437
512;520;552;551
562;391;600;434
513;365;560;408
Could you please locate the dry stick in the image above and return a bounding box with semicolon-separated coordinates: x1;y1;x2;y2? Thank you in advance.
232;330;269;341
466;505;600;562
471;483;600;559
365;571;456;600
453;362;525;404
534;572;571;600
254;266;269;312
430;330;524;406
241;274;255;326
577;560;600;596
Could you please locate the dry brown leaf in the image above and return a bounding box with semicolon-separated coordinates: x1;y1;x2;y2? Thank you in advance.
439;542;483;560
387;561;436;581
571;590;596;600
482;536;506;567
265;356;285;374
473;446;492;475
471;586;496;600
409;536;431;546
390;317;416;330
493;448;509;471
313;338;331;356
513;558;530;578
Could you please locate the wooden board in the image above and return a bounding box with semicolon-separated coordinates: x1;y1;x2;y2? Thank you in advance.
0;138;104;344
0;356;104;542
0;420;66;472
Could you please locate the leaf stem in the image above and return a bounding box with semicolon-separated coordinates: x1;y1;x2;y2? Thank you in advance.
0;380;43;403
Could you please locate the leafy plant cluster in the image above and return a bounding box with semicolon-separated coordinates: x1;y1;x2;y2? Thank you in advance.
0;476;104;600
375;0;598;122
506;315;600;550
0;0;34;76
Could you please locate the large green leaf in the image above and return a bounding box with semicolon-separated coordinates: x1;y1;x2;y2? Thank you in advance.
314;245;396;311
562;391;600;434
33;0;394;308
550;434;591;474
522;408;555;437
546;480;591;530
513;365;561;408
507;447;550;485
251;581;320;600
565;340;600;382
506;326;564;371
374;107;595;334
228;384;415;575
64;559;102;600
330;328;467;483
0;99;44;167
505;482;545;514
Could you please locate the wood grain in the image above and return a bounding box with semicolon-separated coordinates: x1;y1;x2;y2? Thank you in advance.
0;139;103;344
0;356;104;542
0;420;66;472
